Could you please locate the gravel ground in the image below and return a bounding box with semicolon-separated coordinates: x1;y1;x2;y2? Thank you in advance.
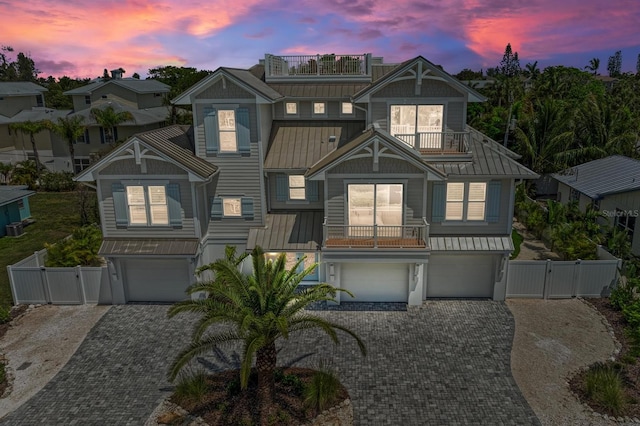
507;298;630;426
0;304;109;419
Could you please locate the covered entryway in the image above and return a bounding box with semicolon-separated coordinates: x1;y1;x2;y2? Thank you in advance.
427;254;498;298
123;258;191;302
341;262;409;302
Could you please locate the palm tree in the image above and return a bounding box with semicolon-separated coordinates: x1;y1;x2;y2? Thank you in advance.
168;246;366;424
47;115;85;171
90;105;134;144
585;58;600;75
9;120;49;173
514;99;572;173
525;61;540;80
0;162;12;184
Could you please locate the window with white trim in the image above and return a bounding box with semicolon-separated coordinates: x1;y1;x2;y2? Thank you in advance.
288;175;306;200
217;109;237;152
313;102;326;115
445;182;486;221
615;208;636;241
126;185;168;225
285;102;297;115
223;197;242;217
341;102;353;115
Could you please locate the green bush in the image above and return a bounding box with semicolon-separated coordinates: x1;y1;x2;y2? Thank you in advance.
304;362;341;413
584;363;628;416
39;171;76;192
10;160;38;189
45;225;103;267
622;300;640;328
173;369;209;406
0;305;9;324
610;277;637;310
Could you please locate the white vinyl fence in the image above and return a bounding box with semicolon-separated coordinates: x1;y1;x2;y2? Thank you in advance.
506;257;621;299
7;249;112;305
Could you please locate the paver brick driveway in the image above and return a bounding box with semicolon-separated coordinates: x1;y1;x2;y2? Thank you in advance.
1;301;539;425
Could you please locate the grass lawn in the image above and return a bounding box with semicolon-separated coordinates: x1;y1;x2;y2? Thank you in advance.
511;228;524;259
0;192;86;307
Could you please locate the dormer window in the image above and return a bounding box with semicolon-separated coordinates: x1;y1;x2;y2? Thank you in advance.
390;105;443;149
313;102;326;116
285;102;298;115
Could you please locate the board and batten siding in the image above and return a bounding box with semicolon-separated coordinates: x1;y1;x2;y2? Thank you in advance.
195;79;254;100
329;156;424;175
426;179;512;235
100;158;186;176
99;178;197;238
371;78;465;99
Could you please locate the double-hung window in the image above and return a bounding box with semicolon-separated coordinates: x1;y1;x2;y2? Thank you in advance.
203;107;250;155
288;175;306;200
126;185;169;225
275;174;319;202
217;109;237;152
445;182;487;221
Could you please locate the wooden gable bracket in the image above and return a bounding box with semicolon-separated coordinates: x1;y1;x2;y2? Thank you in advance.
373;139;379;172
221;75;227;90
416;62;423;95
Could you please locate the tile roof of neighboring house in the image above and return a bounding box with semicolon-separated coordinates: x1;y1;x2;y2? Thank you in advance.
69;99;167;126
247;211;323;251
8;108;71;123
552;155;640;199
63;79;170;95
221;68;283;101
0;186;35;206
431;130;538;178
133;125;217;179
306;127;446;178
0;82;47;96
268;83;368;98
264;120;366;170
99;238;200;256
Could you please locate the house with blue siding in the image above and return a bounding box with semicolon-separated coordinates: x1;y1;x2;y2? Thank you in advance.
77;53;537;304
0;185;34;237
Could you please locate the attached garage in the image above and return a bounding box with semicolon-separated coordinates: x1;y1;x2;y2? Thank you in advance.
341;263;409;302
427;254;498;298
123;258;192;302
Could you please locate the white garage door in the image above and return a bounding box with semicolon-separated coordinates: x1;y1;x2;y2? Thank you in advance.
427;254;497;298
341;263;408;302
124;258;191;302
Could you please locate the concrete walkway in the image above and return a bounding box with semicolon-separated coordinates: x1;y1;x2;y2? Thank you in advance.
1;302;538;425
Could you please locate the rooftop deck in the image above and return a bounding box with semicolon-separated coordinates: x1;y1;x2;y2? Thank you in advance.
264;54;372;81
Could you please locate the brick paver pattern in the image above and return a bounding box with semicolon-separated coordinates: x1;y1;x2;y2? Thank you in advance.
1;301;539;425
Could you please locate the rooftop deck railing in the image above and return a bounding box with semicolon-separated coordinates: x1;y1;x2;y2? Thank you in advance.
392;129;469;154
265;54;371;79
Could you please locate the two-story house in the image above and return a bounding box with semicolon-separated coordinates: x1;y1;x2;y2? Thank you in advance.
77;53;537;304
0;82;71;171
64;72;171;172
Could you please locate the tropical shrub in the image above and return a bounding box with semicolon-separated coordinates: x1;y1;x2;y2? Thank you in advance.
0;305;10;324
9;160;38;189
45;225;103;267
622;300;640;329
173;369;209;406
608;228;632;259
304;361;342;414
39;171;76;192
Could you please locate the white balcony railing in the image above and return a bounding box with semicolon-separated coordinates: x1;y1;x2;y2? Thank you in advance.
323;218;430;249
265;54;371;79
393;130;469;154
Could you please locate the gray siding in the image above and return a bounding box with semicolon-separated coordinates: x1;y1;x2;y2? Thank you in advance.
73;124;160;156
273;101;365;120
196;79;254;100
447;101;464;131
99;178;197;238
427;179;512;235
0;95;35;117
330;156;424;175
327;177;345;225
371;101;388;131
597;190;640;255
137;92;165;109
267;173;324;211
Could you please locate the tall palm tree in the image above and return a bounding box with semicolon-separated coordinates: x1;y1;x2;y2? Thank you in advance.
47;115;85;171
525;61;540;80
90;105;134;144
9;120;49;173
168;246;366;425
514;99;572;173
585;58;600;75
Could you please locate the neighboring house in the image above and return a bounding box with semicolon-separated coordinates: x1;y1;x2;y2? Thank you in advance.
64;71;171;173
0;82;72;171
0;185;34;237
77;53;537;304
553;155;640;255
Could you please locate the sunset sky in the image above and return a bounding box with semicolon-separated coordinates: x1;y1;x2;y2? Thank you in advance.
2;0;639;79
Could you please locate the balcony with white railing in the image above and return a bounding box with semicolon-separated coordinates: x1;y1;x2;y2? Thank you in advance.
323;218;430;249
391;125;470;156
264;54;372;81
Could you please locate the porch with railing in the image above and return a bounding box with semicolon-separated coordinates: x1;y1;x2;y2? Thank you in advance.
265;54;372;79
392;128;469;154
323;218;430;249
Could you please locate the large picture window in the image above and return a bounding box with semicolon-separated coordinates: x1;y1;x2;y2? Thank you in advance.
390;105;443;148
348;184;403;228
